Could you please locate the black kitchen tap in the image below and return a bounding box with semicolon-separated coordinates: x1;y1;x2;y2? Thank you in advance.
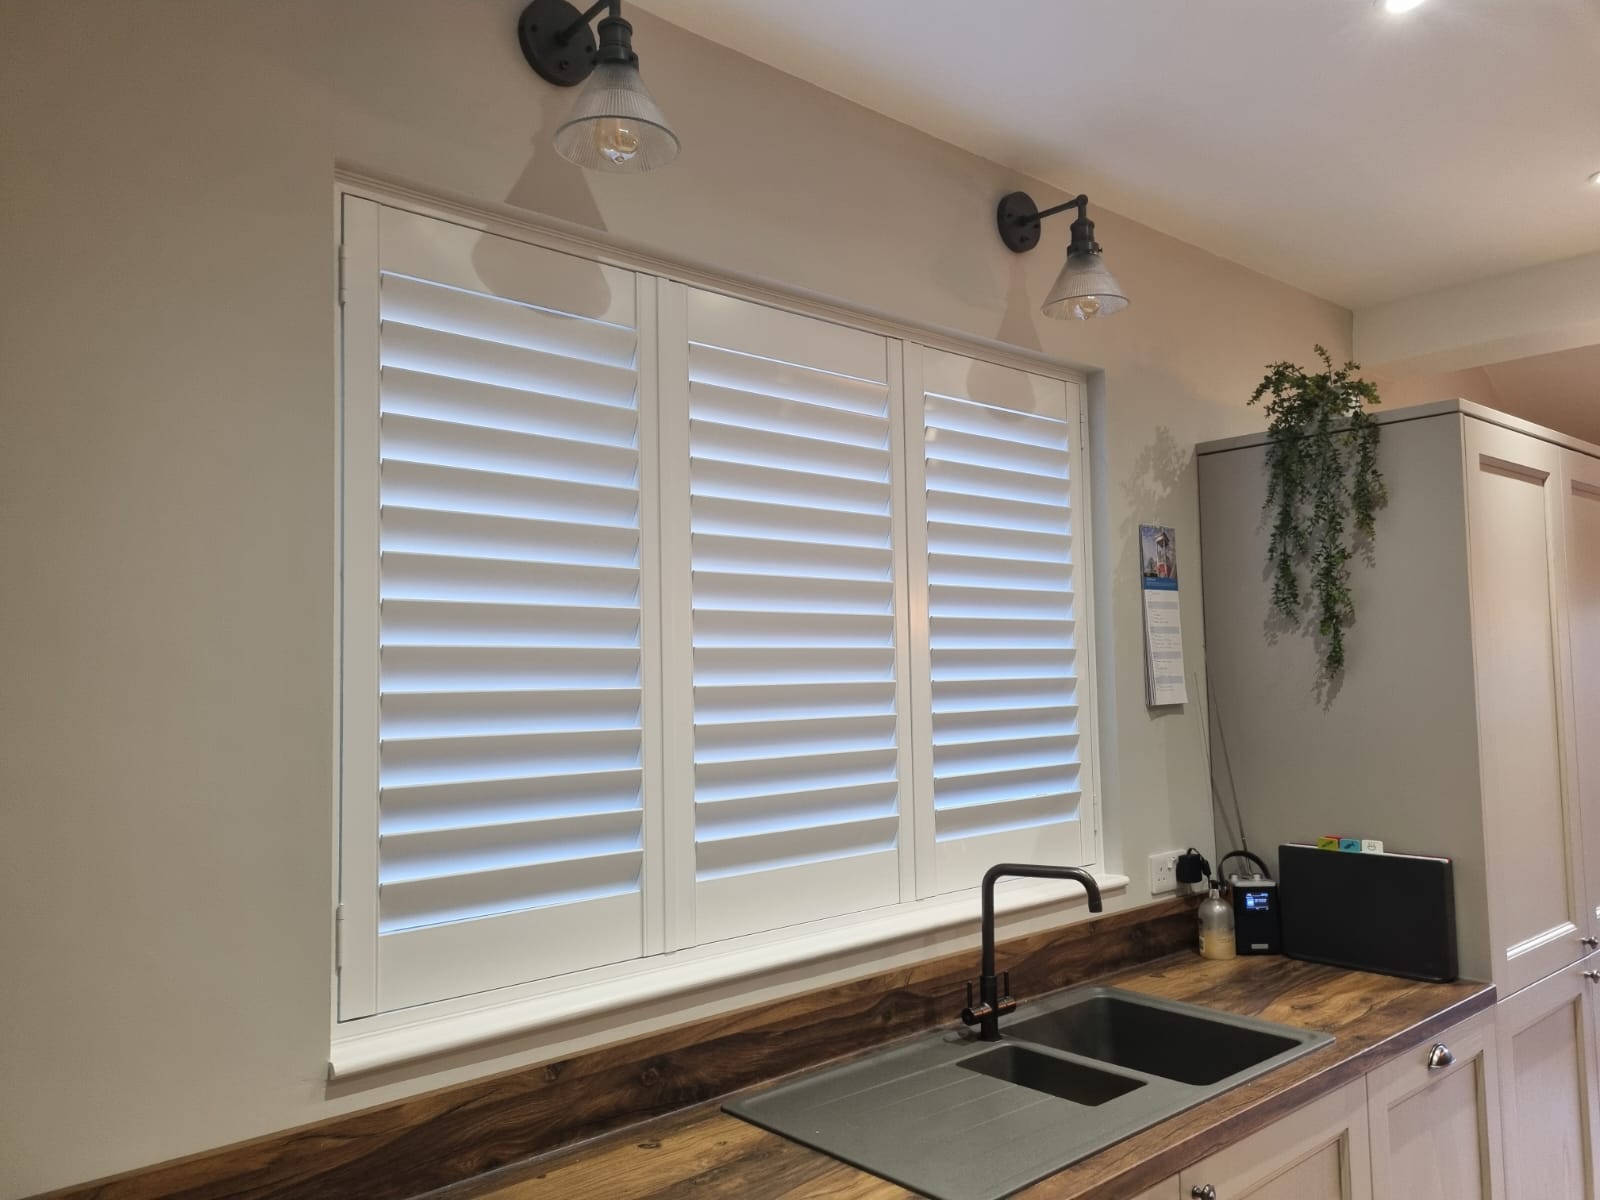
961;863;1104;1041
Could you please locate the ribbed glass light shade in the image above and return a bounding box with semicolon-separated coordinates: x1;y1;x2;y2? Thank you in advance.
553;62;680;173
1041;251;1131;320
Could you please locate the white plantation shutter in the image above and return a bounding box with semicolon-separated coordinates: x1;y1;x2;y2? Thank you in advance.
338;196;1099;1024
339;201;656;1015
905;348;1088;896
660;286;912;944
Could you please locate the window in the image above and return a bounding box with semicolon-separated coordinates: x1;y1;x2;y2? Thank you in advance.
336;195;1097;1026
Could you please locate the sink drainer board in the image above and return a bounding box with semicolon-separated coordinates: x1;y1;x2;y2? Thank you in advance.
724;985;1333;1200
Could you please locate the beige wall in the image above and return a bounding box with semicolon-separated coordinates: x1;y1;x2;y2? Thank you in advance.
1354;250;1600;375
0;2;1349;1194
1371;346;1600;446
1369;365;1504;411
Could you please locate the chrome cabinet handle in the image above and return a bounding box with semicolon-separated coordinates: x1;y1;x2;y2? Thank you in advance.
1584;970;1600;982
1581;936;1598;949
1427;1043;1455;1070
1191;1187;1218;1200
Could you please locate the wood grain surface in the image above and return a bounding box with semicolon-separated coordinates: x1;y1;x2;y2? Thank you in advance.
35;898;1198;1200
444;955;1494;1200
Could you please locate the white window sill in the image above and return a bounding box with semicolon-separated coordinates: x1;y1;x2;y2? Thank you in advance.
328;871;1128;1080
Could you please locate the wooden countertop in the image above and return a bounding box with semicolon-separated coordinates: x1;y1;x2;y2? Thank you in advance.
442;954;1493;1200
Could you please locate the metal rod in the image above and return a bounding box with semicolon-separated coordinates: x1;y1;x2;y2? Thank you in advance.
1011;194;1089;226
558;0;613;43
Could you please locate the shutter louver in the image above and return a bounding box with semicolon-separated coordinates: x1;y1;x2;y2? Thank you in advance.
914;350;1085;893
676;290;907;943
361;211;649;1010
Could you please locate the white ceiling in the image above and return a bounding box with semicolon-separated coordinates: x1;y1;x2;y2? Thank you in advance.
636;0;1600;309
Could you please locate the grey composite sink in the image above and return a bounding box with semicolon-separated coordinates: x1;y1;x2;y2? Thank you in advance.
724;984;1332;1200
959;1044;1145;1105
1003;991;1305;1086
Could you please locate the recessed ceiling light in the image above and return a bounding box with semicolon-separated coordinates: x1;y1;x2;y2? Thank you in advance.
1383;0;1426;12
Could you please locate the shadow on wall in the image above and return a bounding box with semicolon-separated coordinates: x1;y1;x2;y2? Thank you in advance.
1118;424;1192;723
992;251;1046;356
505;101;608;231
491;106;618;316
1119;424;1190;581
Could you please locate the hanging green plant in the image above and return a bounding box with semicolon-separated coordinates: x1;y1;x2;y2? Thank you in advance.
1248;345;1386;677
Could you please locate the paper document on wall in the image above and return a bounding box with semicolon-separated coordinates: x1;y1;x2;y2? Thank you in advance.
1140;524;1188;706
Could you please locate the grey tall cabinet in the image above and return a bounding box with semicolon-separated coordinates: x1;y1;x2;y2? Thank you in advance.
1198;399;1600;1200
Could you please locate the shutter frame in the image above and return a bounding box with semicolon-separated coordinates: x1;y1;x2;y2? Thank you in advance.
662;285;917;945
338;193;1100;1027
906;346;1091;897
342;203;657;1014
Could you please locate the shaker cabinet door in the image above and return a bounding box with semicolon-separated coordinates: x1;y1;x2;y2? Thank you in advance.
1179;1078;1372;1200
1562;448;1600;943
1496;953;1600;1200
1366;1008;1503;1200
1463;418;1589;993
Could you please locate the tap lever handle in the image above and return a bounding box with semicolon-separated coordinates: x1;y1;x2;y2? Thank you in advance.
997;971;1017;1016
960;979;991;1027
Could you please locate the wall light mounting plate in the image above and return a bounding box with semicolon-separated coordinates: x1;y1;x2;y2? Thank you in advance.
518;0;599;88
996;191;1043;253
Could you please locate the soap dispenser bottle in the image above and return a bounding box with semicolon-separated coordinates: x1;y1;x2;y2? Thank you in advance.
1198;883;1237;961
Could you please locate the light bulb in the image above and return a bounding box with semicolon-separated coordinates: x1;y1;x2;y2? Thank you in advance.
592;118;642;166
1066;296;1103;320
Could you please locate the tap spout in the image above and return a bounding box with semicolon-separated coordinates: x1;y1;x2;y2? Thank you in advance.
968;863;1103;1042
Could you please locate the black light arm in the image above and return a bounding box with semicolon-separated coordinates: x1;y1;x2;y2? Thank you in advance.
1028;194;1089;224
519;0;635;86
996;190;1102;257
557;0;616;43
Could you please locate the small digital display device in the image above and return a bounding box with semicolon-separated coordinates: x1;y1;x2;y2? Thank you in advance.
1230;875;1282;955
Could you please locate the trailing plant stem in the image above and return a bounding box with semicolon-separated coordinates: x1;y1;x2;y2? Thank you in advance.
1248;345;1386;679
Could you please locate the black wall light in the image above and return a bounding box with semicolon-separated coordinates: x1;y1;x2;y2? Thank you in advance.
997;191;1130;320
518;0;680;172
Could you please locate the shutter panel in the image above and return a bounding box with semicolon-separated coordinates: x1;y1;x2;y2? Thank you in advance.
908;348;1086;895
669;288;909;944
351;206;650;1011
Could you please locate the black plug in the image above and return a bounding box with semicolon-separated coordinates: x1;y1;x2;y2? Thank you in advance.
1175;848;1211;885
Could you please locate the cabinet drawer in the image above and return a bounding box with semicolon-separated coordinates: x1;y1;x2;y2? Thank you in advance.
1365;1008;1503;1200
1179;1077;1371;1200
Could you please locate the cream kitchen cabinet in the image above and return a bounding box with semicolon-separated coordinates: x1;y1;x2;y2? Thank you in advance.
1496;953;1600;1200
1563;448;1600;942
1198;402;1600;1200
1131;1012;1504;1200
1198;401;1599;995
1365;1008;1504;1200
1463;418;1592;994
1178;1078;1373;1200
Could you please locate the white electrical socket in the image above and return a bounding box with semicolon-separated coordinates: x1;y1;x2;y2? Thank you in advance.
1148;850;1184;896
